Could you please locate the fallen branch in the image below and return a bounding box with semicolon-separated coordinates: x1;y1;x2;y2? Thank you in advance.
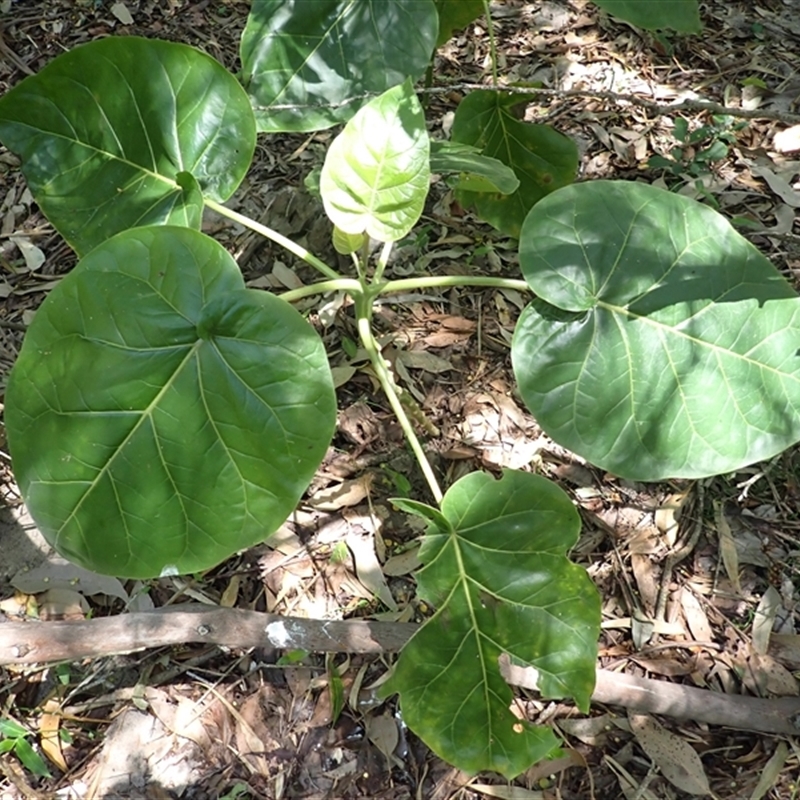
2;605;799;736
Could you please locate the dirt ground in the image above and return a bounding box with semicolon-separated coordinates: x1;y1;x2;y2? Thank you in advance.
2;1;800;798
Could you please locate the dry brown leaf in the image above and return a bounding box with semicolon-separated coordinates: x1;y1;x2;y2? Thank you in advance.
604;755;662;800
750;165;800;207
752;586;781;655
345;528;397;610
220;574;240;608
471;783;546;799
629;713;711;796
110;1;134;24
655;490;690;548
557;714;611;746
421;331;472;348
12;559;128;601
307;474;373;511
398;348;453;374
680;587;713;642
749;741;789;800
768;633;800;668
382;546;422;576
632;657;694;677
631;554;658;616
37;588;89;621
39;699;67;772
746;651;799;697
714;501;741;595
9;235;45;271
364;712;399;765
271;260;304;289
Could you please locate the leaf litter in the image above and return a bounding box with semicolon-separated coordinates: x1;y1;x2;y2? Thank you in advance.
2;0;800;798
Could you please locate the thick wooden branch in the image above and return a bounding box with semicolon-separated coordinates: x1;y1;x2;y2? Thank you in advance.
2;605;799;737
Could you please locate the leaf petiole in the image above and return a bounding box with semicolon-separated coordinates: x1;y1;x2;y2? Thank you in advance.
203;197;342;281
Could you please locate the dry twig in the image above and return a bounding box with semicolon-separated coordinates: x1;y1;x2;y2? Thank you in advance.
2;605;799;737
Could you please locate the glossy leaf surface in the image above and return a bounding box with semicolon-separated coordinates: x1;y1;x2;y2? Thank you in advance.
435;0;484;45
241;0;438;132
0;37;255;256
320;81;430;242
6;227;336;578
451;91;578;237
512;180;800;481
385;470;600;778
593;0;701;32
430;141;520;195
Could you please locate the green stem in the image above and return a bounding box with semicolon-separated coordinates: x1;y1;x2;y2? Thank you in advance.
279;278;363;304
482;0;499;86
380;275;530;296
204;198;341;281
372;241;394;284
355;295;444;505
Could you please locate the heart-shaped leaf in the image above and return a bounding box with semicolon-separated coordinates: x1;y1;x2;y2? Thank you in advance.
430;141;520;195
6;226;336;578
435;0;484;46
451;91;578;237
241;0;438;132
0;37;256;256
320;80;430;242
384;470;600;778
512;180;800;480
592;0;701;32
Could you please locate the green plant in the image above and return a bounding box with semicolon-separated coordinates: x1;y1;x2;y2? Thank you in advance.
3;0;790;781
0;719;52;778
649;113;748;182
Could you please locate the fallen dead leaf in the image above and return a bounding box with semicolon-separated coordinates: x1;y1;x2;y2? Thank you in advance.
714;501;741;595
748;741;789;800
470;784;546;799
307;474;373;511
39;699;67;772
751;586;782;655
110;1;134;24
680;586;713;642
364;712;399;767
12;559;129;602
655;490;690;548
629;712;711;796
9;235;45;271
745;651;799;696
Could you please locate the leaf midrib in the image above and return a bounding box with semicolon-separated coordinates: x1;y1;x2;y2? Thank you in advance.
55;340;201;539
10;121;181;193
600;298;800;381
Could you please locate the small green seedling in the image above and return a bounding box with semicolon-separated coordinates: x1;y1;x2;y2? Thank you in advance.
0;719;52;778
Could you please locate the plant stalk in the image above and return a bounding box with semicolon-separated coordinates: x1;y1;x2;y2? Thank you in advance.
278;279;363;304
355;295;443;505
482;0;499;87
204;198;341;281
372;241;394;285
380;275;530;295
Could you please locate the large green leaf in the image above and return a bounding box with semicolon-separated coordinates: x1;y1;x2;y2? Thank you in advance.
6;226;336;578
0;37;255;257
451;91;578;237
385;470;600;778
592;0;701;32
512;180;800;481
435;0;484;46
241;0;438;132
320;81;430;243
430;140;520;195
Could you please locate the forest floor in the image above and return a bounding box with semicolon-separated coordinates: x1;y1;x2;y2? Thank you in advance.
2;0;800;798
